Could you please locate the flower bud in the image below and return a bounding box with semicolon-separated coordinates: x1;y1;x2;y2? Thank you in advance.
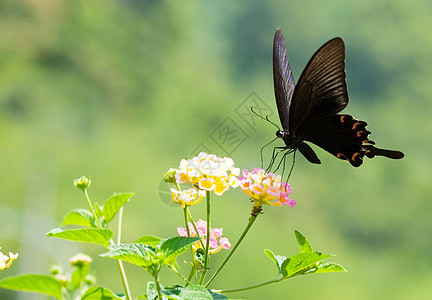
56;274;68;288
50;264;63;275
74;176;91;191
163;168;178;183
84;274;96;285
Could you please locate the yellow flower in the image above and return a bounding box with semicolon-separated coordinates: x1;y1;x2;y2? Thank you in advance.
0;247;18;271
175;152;240;196
171;188;205;208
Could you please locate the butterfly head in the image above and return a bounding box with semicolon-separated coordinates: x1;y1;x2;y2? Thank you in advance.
276;129;298;149
276;130;285;139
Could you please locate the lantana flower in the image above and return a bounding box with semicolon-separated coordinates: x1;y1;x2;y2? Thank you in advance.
70;253;92;268
239;168;295;208
171;188;205;208
177;219;231;254
0;247;18;271
175;152;240;196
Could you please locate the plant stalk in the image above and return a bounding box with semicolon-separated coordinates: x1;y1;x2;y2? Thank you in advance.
82;189;132;300
154;270;163;300
205;212;259;287
198;191;211;284
215;278;280;293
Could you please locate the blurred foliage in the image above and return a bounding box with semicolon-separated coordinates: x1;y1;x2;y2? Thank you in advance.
0;0;431;299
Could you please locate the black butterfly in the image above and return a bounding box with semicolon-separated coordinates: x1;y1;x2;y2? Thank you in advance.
272;28;404;167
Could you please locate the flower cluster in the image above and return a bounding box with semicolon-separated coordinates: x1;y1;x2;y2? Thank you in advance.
238;168;295;207
171;188;205;208
0;247;18;271
70;253;92;268
175;152;240;196
178;219;231;254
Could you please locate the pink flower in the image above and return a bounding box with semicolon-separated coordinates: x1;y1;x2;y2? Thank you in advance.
177;227;188;237
219;238;231;249
210;228;223;239
177;220;230;255
239;168;294;208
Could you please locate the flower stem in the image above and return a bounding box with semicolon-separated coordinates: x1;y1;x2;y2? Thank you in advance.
170;266;193;285
205;212;259;288
214;278;280;293
184;206;195;286
183;207;190;236
116;259;132;299
187;264;197;283
81;189;132;300
83;189;103;229
186;208;204;248
198;191;211;285
154;271;163;300
117;207;124;244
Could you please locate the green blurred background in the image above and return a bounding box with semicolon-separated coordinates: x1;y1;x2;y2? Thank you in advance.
0;0;431;299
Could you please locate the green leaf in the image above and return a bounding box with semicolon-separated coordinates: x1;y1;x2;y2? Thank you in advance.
94;203;104;220
281;251;334;278
70;264;90;289
81;286;123;299
162;285;228;300
295;230;313;253
134;235;162;246
264;248;287;273
70;268;81;289
103;193;134;223
160;236;201;260
46;228;112;247
315;262;347;274
0;274;62;299
100;243;157;269
61;209;96;227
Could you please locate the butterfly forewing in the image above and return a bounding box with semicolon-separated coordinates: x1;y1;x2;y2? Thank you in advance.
273;28;295;132
289;37;348;135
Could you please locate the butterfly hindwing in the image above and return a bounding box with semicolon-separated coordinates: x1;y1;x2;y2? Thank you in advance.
273;28;295;132
299;114;403;167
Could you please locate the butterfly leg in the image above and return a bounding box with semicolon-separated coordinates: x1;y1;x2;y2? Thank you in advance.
266;146;288;172
273;148;295;174
280;151;289;179
260;137;279;169
285;150;296;183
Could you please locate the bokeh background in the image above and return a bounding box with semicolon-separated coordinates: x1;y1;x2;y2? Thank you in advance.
1;0;431;299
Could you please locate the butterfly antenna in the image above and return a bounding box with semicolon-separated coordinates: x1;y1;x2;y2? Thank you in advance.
250;107;280;130
265;115;280;130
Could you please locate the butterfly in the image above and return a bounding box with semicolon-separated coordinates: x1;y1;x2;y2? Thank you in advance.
272;28;404;167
